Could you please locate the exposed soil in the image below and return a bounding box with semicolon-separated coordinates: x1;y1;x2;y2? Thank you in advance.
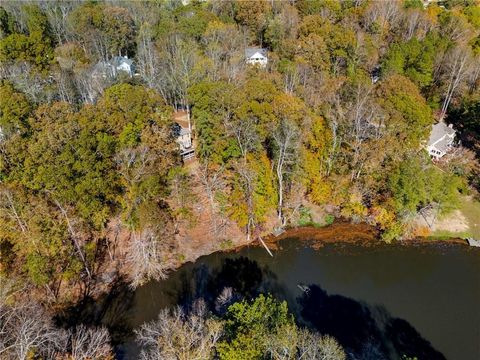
431;209;470;233
173;159;247;263
263;221;379;250
414;195;480;238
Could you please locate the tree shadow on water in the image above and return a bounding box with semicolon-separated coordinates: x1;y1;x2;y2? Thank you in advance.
54;278;135;345
386;318;446;360
206;256;264;301
297;284;446;360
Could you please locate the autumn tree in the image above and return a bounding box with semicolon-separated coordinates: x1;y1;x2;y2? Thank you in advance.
0;82;31;137
0;4;54;70
136;300;222;360
68;3;135;60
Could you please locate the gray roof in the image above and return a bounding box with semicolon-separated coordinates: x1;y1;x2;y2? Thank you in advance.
111;56;133;67
245;47;267;58
434;136;451;153
93;61;112;71
427;122;455;146
92;61;115;77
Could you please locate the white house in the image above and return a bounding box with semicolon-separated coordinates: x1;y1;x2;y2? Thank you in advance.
173;111;194;160
92;56;135;78
110;56;134;76
245;47;268;67
426;122;456;159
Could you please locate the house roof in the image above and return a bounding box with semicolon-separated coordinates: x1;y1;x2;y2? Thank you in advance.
175;118;190;130
172;122;190;138
245;47;267;58
434;136;451;153
111;56;133;67
93;61;112;72
427;122;455;147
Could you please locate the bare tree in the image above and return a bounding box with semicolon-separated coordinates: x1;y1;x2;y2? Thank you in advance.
364;0;401;35
126;228;176;288
343;82;380;182
135;300;223;360
265;322;299;360
272;118;300;226
466;55;480;93
196;162;227;238
297;329;346;360
225;115;259;163
156;34;204;109
214;287;236;314
136;24;162;90
439;45;474;120
233;160;256;240
202;21;245;82
1;62;55;104
74;67;115;104
39;0;80;43
0;188;28;234
55;70;78;104
47;192;92;280
68;325;113;360
0;301;66;360
400;9;432;41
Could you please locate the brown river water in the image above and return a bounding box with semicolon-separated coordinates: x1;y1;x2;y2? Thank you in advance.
62;239;480;360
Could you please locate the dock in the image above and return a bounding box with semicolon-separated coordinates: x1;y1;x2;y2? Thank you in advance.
466;238;480;247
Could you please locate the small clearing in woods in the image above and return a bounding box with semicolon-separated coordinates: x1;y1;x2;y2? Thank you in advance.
428;196;480;239
431;209;469;233
173;158;247;263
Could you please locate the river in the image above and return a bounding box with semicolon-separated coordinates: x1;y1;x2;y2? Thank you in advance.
65;239;480;360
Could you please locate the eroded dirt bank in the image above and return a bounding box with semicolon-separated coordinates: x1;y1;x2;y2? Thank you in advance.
225;221;468;255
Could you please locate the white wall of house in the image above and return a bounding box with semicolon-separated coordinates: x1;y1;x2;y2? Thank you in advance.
116;62;131;74
246;52;268;67
427;133;455;159
427;145;446;159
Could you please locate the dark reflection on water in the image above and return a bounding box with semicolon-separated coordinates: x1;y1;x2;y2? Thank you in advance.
297;284;445;360
58;241;480;360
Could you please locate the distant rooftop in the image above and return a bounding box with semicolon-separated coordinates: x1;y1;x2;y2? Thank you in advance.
110;56;133;67
245;47;267;58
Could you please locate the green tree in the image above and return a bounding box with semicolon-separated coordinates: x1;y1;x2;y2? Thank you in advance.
376;75;433;152
388;155;462;214
188;81;238;163
217;294;296;360
302;115;332;204
0;82;31;137
0;5;54;70
382;35;443;90
69;3;135;58
176;5;218;40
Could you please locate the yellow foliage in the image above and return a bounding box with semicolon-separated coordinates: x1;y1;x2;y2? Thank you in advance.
412;225;431;238
302;115;332;205
341;192;368;219
370;205;396;231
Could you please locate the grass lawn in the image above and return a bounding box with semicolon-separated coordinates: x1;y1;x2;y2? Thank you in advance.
460;197;480;238
431;196;480;239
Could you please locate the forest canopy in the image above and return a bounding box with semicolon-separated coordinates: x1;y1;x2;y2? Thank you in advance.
0;0;479;342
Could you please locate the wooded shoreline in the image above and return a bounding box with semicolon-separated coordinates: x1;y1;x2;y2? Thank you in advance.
217;221;469;258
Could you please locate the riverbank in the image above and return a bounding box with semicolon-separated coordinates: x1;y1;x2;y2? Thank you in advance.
227;221;469;255
71;233;480;360
50;220;469;308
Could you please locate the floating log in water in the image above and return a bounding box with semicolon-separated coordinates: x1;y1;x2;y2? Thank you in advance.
258;236;273;257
